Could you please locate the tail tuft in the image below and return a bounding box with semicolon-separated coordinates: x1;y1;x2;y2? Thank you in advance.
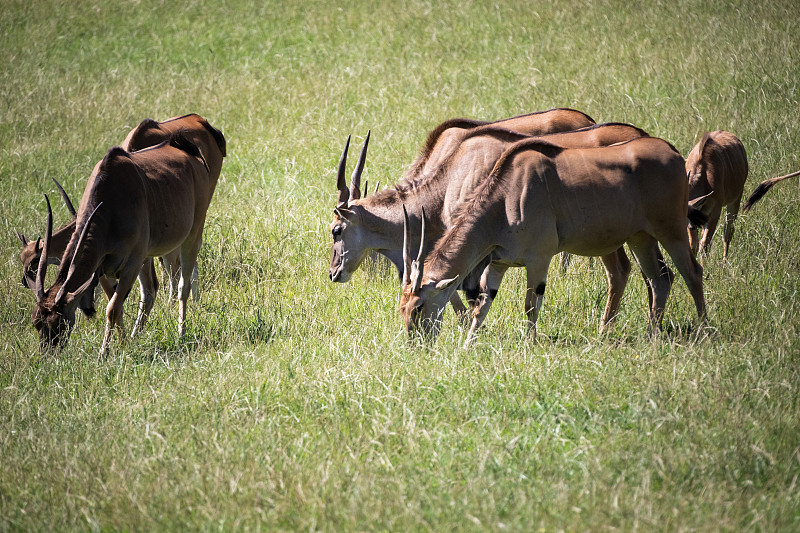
743;179;778;212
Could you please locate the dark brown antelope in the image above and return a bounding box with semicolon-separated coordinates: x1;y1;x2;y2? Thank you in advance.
17;114;225;315
122;114;226;300
685;131;748;260
742;170;800;212
330;121;649;323
399;136;706;346
32;133;216;354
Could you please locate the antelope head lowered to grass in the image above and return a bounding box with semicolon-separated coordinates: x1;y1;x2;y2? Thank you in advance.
32;133;215;354
330;120;651;328
16;178;100;316
400;137;707;346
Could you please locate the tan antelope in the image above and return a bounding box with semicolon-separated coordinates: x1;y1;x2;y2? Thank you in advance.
404;108;595;183
32;133;216;354
399;136;707;345
329;109;595;316
330;121;649;324
742;170;800;212
17;114;225;315
685;131;748;260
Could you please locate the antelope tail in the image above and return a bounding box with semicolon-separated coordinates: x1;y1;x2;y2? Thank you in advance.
742;170;800;213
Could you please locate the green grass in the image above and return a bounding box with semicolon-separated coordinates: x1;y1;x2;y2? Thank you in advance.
2;0;800;530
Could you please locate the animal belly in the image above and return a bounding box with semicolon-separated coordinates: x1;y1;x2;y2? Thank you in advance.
558;218;635;256
148;217;194;256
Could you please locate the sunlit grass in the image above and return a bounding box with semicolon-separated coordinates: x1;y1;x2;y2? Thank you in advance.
1;0;799;530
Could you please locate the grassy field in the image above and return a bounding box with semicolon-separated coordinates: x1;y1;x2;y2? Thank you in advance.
2;0;799;530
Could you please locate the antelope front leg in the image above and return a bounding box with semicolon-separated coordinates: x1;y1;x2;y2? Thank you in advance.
448;292;470;327
191;235;202;301
464;263;508;348
190;261;200;302
100;272;138;356
523;258;551;341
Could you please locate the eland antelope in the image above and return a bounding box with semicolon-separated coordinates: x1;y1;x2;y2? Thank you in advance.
330;121;649;323
32;133;216;354
17;114;225;317
399;136;707;346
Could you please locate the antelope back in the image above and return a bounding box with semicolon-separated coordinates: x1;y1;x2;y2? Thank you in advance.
407;108;595;184
123;114;226;182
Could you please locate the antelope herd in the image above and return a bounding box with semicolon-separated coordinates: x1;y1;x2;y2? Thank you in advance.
15;109;798;353
19;113;225;355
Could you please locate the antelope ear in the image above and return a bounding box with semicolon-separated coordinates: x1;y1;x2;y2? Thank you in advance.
15;230;28;246
435;276;459;290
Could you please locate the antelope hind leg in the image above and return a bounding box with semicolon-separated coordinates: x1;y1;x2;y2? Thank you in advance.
598;247;631;334
627;235;674;335
178;237;203;338
698;207;721;263
722;199;741;261
131;258;158;338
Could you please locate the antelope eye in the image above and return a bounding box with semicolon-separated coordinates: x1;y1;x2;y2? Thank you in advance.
332;225;342;237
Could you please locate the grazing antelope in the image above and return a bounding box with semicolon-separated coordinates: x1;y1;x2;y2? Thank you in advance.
330;122;649;324
399;137;706;346
17;114;225;314
685;131;748;259
32;133;215;354
742;170;800;212
329;108;595;316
